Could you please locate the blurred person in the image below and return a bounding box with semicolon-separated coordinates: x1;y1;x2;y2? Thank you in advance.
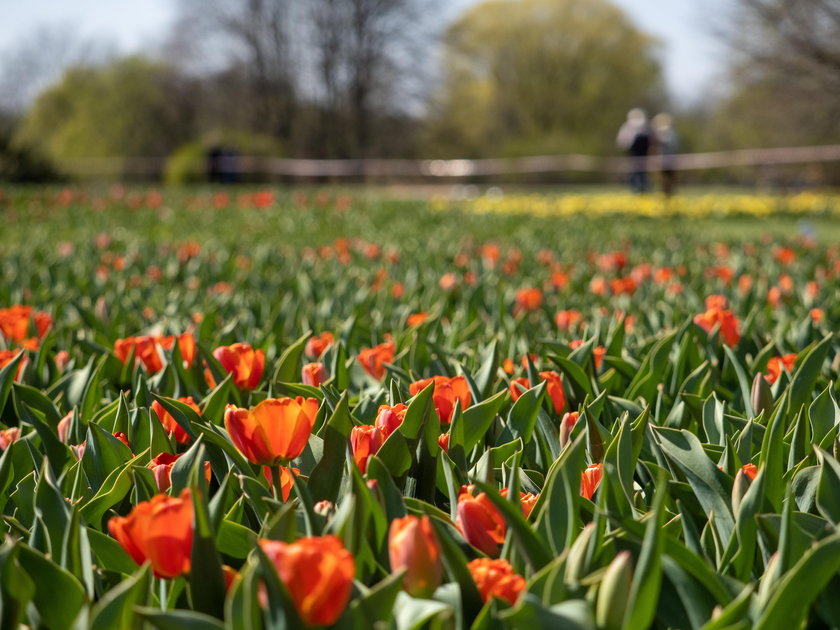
616;108;651;193
652;113;679;197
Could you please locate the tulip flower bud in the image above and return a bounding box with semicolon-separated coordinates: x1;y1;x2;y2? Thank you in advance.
565;522;596;586
751;372;773;418
560;411;579;448
389;515;443;598
302;362;328;387
596;551;633;630
732;463;757;513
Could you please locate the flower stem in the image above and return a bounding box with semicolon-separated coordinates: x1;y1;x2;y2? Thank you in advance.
271;465;283;502
159;577;168;610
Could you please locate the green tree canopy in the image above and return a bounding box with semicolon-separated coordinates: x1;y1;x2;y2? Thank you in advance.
15;57;193;165
424;0;665;158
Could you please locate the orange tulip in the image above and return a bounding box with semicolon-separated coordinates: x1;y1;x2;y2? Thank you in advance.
456;486;506;557
0;427;20;451
499;488;539;518
509;377;530;401
764;354;797;385
177;332;196;367
539;371;566;413
509;372;565;414
302;362;328;387
224;398;315;465
262;465;300;501
555;309;583;331
151;397;200;444
438;433;450;452
259;536;354;627
740;463;758;481
519;492;539;518
114;335;165;373
213;342;265;389
375;403;407;438
0;305;32;342
694;298;740;346
389;515;443;597
108;489;194;578
0;350;27;381
149;452;211;492
409;375;471;424
350;425;384;474
468;558;526;605
407;312;429;327
305;332;334;359
358;339;395;380
581;463;603;500
514;288;543;314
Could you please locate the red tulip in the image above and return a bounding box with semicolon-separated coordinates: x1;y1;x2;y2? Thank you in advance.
259;536;355;627
350;425;384;474
358;339;395;380
456;486;506;557
375;403;407;438
305;332;334;359
468;558;525;605
149;452;211;492
213;342;265;389
302;362;328;387
389;515;443;597
108;489;193;578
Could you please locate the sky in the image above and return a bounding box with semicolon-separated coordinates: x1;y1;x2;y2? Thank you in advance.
0;0;728;104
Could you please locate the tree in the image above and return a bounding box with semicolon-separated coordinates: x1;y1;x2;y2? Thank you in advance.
709;0;840;150
172;0;298;142
424;0;665;158
15;57;195;171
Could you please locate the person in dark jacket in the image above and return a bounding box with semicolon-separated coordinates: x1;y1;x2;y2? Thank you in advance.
616;108;651;193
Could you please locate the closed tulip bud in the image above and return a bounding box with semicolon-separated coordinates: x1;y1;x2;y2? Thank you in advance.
314;500;334;516
108;489;193;579
259;536;355;627
456;488;506;557
539;371;566;414
389;515;443;597
438;432;450;452
596;551;633;630
509;377;530;401
580;463;603;500
375;403;407;438
560;411;579;448
751;372;773;418
301;362;328;387
732;463;757;513
149;452;211;492
350;425;384;474
565;522;596;586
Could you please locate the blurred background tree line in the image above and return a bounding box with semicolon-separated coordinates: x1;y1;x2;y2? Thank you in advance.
1;0;839;184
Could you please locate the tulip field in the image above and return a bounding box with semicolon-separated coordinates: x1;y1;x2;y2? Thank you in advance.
1;186;839;629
